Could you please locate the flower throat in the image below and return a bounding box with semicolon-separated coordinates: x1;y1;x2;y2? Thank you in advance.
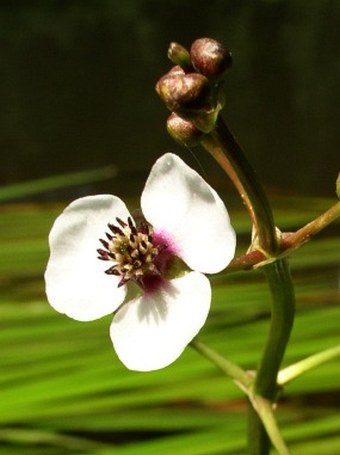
97;216;170;290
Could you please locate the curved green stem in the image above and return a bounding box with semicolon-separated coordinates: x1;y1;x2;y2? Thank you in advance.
190;338;253;389
255;259;295;398
201;117;278;254
200;117;295;454
247;259;295;455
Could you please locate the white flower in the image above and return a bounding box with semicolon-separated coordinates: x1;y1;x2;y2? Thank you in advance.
45;153;236;371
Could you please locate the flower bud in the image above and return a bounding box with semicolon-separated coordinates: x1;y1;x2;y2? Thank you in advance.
155;71;210;112
166;65;186;77
168;42;191;69
167;112;205;146
190;38;232;79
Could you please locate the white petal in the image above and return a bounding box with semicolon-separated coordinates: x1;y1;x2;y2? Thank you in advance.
45;195;129;321
110;271;211;371
141;153;236;273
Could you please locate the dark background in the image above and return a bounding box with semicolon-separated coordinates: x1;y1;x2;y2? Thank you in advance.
1;0;339;198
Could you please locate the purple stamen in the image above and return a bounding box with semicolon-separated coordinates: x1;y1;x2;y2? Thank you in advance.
105;266;120;275
128;217;137;235
108;224;124;236
105;232;113;241
99;238;109;249
116;217;127;228
97;248;110;260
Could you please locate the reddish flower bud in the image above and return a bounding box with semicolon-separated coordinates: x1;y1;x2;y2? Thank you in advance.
167;113;205;146
155;71;210;112
166;65;186;77
190;38;232;79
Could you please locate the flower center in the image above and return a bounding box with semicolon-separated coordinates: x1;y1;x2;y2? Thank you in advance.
97;216;169;289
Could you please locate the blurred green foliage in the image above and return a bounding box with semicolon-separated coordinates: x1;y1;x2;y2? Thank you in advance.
0;189;339;454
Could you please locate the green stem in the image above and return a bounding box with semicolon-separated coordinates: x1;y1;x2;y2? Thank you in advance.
278;345;340;386
249;395;291;455
190;338;253;389
255;259;295;398
247;405;271;455
248;259;295;455
200;117;295;454
201;117;278;254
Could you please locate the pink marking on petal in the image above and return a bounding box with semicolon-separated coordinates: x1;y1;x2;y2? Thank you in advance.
142;274;168;296
152;230;180;256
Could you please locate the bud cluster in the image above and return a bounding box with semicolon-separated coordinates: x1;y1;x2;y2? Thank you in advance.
156;37;232;142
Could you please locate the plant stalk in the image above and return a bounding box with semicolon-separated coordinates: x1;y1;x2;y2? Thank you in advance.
278;344;340;386
247;259;295;454
190;338;253;389
201;117;278;255
255;259;295;398
281;200;340;251
201;117;295;454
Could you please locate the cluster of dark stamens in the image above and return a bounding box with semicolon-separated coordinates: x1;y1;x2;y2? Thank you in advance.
97;216;165;288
